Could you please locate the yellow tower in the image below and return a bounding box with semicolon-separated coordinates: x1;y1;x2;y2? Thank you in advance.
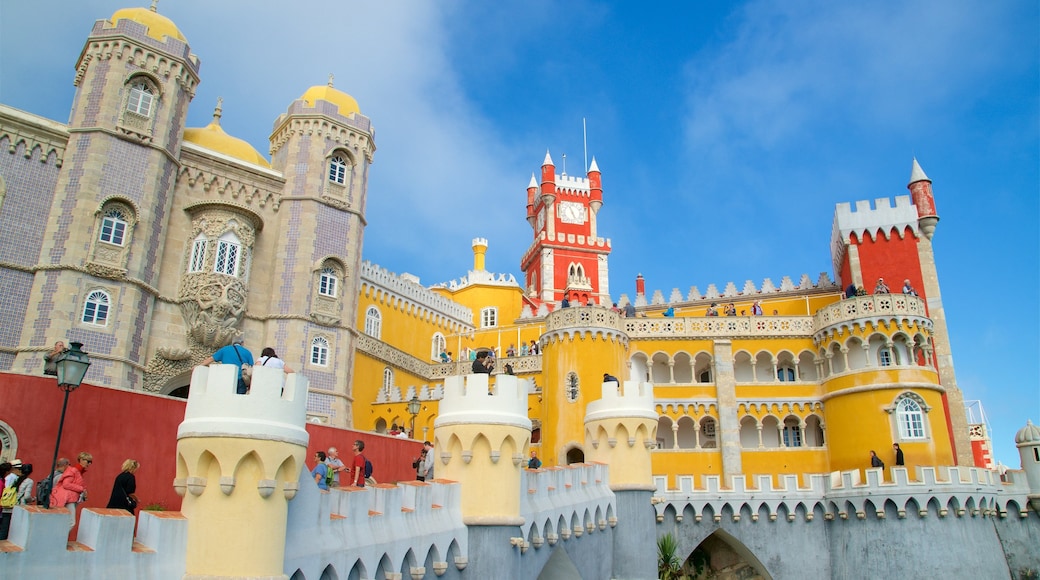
434;372;531;525
175;365;309;579
540;305;629;465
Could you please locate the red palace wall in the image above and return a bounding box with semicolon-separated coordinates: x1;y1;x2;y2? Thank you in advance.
0;373;423;513
849;226;926;301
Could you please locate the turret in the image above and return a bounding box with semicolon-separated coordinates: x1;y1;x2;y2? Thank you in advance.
1015;419;1040;511
175;365;309;578
434;373;531;524
908;158;939;239
540;150;556;206
588;156;603;214
635;273;645;299
526;174;538;228
472;237;488;272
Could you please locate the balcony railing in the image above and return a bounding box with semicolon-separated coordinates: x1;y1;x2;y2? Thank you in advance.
813;294;927;331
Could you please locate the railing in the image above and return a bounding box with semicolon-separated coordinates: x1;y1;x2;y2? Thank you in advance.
622;316;814;339
545;305;621;331
813;294;927;330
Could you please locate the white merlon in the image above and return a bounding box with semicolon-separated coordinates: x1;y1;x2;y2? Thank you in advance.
520;464;615;543
471;237;488;248
643;274;840;306
436;374;532;430
687;287;701;301
831;195;920;253
178;365;309;446
669;288;683;303
586;380;657;423
552;173;591;193
433;270;520;291
723;282;738;297
361;261;473;327
651;290;665;305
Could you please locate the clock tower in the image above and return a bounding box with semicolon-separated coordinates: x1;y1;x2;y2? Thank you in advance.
521;151;612;305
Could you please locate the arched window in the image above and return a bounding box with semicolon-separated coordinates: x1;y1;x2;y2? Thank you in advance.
126;82;155;117
480;307;497;328
310;337;330;366
382;367;394;396
431;333;446;361
879;345;898;367
99;208;129;246
188;234;207;272
214;231;241;277
319;266;339;297
896;397;926;439
782;417;802;447
364;307;381;338
82;290;110;325
328;155;349;184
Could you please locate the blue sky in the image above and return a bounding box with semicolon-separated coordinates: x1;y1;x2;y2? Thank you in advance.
1;1;1036;467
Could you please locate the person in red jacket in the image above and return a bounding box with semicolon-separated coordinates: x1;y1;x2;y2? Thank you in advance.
350;440;367;487
50;451;91;529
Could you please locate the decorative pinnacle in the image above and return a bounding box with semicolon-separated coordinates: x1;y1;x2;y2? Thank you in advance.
213;97;223;123
150;0;159;13
328;73;335;88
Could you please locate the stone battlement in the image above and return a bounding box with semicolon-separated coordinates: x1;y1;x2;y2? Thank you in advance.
627;272;838;308
520;463;617;547
436;374;532;430
361;261;474;329
586;380;656;423
0;507;187;578
178;364;309;446
655;466;1035;522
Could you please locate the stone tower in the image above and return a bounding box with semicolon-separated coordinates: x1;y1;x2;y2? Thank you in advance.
540;305;629;466
584;378;658;580
1015;419;1040;512
175;364;309;578
521;151;611;305
265;79;377;425
15;6;198;387
829;160;972;466
434;372;532;578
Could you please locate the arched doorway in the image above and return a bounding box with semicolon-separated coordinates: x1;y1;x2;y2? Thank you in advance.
565;447;584;465
159;370;194;399
681;529;773;579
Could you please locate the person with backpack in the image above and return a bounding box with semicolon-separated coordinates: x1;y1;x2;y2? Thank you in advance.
311;451;329;491
349;440;371;487
50;451;92;530
0;461;15;540
201;339;254;394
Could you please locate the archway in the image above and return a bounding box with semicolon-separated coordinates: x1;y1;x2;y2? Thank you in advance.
565;447;585;465
682;528;773;579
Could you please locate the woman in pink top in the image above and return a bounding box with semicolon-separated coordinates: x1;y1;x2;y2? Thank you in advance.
50;451;91;529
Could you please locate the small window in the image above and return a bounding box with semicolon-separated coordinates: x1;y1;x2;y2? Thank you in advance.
310;337;330;366
896;398;926;439
328;155;349;184
565;371;579;402
382;367;394;395
481;307;498;328
82;290;110;326
879;347;895;367
365;307;382;339
319;266;338;297
214;236;241;276
783;419;802;447
777;366;795;382
99;209;129;246
188;237;207;272
127;82;154;117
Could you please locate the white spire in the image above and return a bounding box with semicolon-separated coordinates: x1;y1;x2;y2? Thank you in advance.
909;157;930;185
543;149;554;166
588;156;600;173
528;173;538;188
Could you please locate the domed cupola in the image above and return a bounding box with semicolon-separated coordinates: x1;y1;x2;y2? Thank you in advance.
299;75;362;118
1016;419;1040;446
183;99;271;168
110;1;188;43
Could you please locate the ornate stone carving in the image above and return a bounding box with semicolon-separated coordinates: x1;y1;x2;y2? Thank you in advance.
84;261;127;281
179;273;248;348
142;344;210;393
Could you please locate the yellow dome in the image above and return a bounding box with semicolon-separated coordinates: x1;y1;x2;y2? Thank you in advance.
300;84;361;117
183;115;270;169
110;6;187;43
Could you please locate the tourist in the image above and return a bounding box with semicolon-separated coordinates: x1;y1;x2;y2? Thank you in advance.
623;302;636;318
200;339;254;394
14;463;35;506
901;280;918;296
751;301;763;316
706;303;719;317
893;443;905;467
257;347;294;373
527;451;542;470
349;440;367;487
506;344;516;357
325;447;345;487
414;448;428;482
106;459;139;514
43;341;66;376
311;451;329;491
421;441;435;481
472;351;493;374
874;277;890;294
869;450;884;469
50;451;92;529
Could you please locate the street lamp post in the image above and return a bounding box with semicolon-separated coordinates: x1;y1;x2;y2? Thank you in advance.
38;341;91;508
407;395;422;439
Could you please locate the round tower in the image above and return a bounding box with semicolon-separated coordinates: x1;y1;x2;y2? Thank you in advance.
175;365;309;579
584;378;658;580
1015;419;1040;512
434;373;531;524
471;237;489;272
540;305;628;466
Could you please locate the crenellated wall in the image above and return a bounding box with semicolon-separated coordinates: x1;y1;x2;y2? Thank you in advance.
654;466;1040;579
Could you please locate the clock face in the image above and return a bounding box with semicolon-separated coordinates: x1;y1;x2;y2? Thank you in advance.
559;201;586;225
